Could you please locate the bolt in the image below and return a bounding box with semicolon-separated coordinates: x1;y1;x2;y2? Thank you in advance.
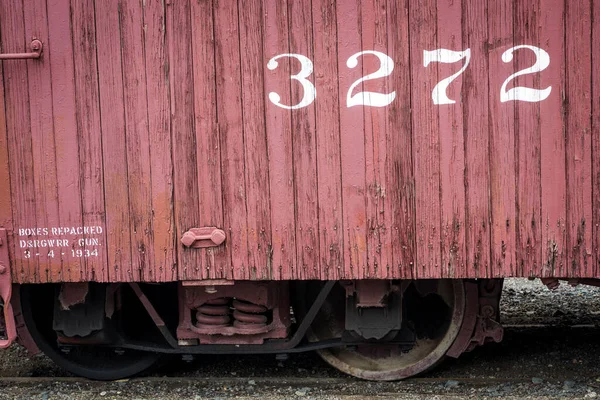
0;264;6;275
182;354;194;362
481;305;495;318
114;348;125;355
275;353;289;361
31;40;42;51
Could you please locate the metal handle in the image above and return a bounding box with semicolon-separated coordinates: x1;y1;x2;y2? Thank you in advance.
181;227;226;248
0;39;43;60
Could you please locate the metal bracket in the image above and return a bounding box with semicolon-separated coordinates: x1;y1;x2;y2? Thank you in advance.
0;229;16;348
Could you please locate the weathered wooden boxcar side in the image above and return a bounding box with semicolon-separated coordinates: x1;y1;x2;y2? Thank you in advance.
0;0;599;284
0;0;599;382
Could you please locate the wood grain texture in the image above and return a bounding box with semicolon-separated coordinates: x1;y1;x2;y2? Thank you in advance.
409;0;440;279
1;0;38;283
565;0;593;276
95;0;133;282
239;0;272;279
213;0;249;280
488;0;516;277
289;0;319;280
463;0;491;277
539;0;567;277
2;0;599;283
386;0;415;278
436;0;466;278
0;26;14;268
120;0;154;281
361;0;393;279
166;0;202;280
190;0;227;280
262;0;296;280
593;0;600;277
46;0;84;282
337;0;367;279
71;0;108;281
143;0;176;282
312;0;344;280
514;0;542;277
23;0;61;282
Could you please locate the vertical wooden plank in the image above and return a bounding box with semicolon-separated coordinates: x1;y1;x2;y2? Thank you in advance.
0;61;11;230
0;0;38;283
593;0;600;277
312;0;343;281
514;0;542;277
288;0;319;280
409;0;440;279
565;0;593;276
539;0;567;277
23;0;61;282
488;0;515;277
337;0;367;279
213;0;249;280
435;0;466;278
71;0;108;281
463;0;491;278
120;0;154;281
189;0;226;280
387;0;415;279
95;0;133;282
361;0;393;278
144;0;176;282
0;42;14;273
167;0;202;281
47;0;84;282
263;0;296;280
238;0;272;280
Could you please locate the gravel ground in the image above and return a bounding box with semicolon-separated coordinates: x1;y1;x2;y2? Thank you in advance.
0;278;599;399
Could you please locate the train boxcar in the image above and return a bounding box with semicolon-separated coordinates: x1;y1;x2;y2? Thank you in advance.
0;0;598;381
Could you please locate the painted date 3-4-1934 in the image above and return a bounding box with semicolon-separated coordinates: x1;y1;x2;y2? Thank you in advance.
17;226;104;259
267;45;551;109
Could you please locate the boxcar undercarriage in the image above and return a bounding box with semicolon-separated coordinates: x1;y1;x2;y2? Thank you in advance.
5;277;597;381
3;276;599;380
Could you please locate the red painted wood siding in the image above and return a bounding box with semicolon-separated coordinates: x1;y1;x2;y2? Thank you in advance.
1;0;598;283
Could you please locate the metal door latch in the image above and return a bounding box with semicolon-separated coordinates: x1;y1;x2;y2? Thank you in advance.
181;227;226;248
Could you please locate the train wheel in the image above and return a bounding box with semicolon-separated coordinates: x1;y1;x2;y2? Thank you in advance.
304;279;466;381
20;284;161;380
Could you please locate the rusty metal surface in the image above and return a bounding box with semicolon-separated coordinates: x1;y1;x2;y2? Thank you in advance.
57;283;89;310
316;280;467;380
0;0;598;282
10;285;40;354
177;281;290;345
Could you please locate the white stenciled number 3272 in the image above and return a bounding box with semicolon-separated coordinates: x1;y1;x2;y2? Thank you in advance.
267;45;551;109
